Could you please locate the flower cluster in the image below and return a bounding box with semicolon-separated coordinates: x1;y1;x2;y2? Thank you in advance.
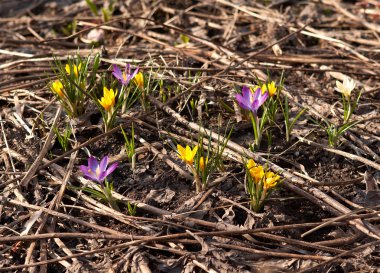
96;63;141;132
176;135;228;193
245;159;281;212
49;61;86;117
49;54;101;118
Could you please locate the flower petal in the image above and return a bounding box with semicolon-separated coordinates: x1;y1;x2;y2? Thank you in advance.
253;87;262;102
185;145;192;161
191;146;198;159
125;63;131;74
177;144;186;160
236;87;253;111
65;64;70;75
112;64;123;80
241;86;252;101
128;66;139;81
104;162;118;178
79;165;89;175
335;80;343;93
99;156;109;173
88;156;99;173
259;91;269;105
235;93;247;109
80;165;98;181
246;159;256;170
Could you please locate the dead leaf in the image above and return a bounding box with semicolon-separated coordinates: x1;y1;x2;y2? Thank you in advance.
146;189;175;204
221;206;235;224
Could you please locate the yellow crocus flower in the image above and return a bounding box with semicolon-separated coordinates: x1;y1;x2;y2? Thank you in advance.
177;144;198;165
65;63;82;78
98;87;117;111
246;159;264;183
52;80;64;98
261;81;277;97
264;171;280;190
134;72;144;90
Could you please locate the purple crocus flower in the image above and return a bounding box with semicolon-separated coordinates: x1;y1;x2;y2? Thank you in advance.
112;64;139;86
236;86;268;115
80;156;118;184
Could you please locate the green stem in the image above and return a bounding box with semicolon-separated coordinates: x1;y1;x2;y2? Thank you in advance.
250;112;261;148
101;181;120;211
189;165;202;193
120;85;127;113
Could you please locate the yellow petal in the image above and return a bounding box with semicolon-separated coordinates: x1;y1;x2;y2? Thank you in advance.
264;171;280;189
191;146;198;159
177;144;186;160
65;64;70;75
261;84;267;94
99;86;117;111
73;65;78;77
52;80;64;98
200;157;205;171
246;159;256;170
267;81;277;96
134;72;144;89
185;146;192;163
249;165;264;183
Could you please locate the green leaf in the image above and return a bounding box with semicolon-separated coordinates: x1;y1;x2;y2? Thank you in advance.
101;8;111;22
85;0;99;16
82;186;108;201
289;108;307;130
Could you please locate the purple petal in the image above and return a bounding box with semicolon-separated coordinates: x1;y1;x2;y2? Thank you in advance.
98;172;107;182
112;64;123;81
86;172;100;182
79;165;89;175
253;87;262;102
258;91;269;106
128;66;139;81
104;162;118;178
99;156;109;173
125;63;131;74
88;156;99;173
236;94;249;110
235;93;244;105
241;86;252;100
236;86;254;111
80;165;99;181
251;101;260;113
113;64;122;76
